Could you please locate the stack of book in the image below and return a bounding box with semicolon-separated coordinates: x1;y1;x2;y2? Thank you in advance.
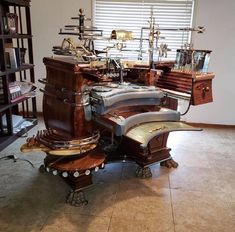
9;82;24;103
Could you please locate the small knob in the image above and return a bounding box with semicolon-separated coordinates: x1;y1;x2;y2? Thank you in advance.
85;170;91;175
62;172;68;178
73;171;80;178
202;86;210;92
52;170;58;176
205;86;210;92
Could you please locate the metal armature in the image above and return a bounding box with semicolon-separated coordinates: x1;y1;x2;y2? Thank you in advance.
60;37;94;60
55;7;205;69
138;7;205;67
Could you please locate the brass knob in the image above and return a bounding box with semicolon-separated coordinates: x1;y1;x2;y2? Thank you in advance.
203;86;210;92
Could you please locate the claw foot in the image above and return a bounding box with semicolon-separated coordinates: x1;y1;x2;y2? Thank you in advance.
160;158;178;168
66;189;88;207
39;164;46;173
136;166;152;178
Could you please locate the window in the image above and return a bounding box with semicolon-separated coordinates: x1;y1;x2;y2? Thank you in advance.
93;0;195;61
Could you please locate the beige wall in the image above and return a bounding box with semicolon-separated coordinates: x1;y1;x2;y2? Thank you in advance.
31;0;235;125
182;0;235;125
31;0;92;111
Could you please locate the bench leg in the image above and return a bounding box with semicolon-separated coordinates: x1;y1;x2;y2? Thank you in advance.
160;158;178;168
66;189;88;207
136;166;152;178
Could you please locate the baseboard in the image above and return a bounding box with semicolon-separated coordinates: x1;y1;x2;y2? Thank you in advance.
37;112;235;129
186;122;235;129
37;112;43;117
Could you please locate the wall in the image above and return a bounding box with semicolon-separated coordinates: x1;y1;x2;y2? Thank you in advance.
31;0;92;111
183;0;235;125
31;0;235;125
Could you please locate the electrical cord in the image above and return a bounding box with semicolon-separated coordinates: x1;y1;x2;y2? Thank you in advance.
180;97;192;116
180;77;194;116
0;155;35;168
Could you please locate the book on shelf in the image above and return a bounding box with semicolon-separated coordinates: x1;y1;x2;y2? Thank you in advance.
10;95;25;103
0;80;3;104
8;81;37;103
0;92;4;104
5;47;17;69
14;48;21;67
9;82;22;102
5;47;23;69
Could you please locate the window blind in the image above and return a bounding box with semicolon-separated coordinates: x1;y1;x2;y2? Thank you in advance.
93;0;194;61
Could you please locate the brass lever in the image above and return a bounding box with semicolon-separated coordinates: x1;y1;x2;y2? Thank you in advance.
149;126;166;133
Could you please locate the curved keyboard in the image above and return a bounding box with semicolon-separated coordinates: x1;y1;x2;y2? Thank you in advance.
91;84;163;115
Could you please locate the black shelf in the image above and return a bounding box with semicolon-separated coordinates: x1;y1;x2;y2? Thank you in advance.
0;34;32;39
2;0;30;7
0;0;37;151
0;118;37;152
0;64;34;76
0;90;37;113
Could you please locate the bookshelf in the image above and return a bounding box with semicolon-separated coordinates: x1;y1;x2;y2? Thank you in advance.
0;0;37;151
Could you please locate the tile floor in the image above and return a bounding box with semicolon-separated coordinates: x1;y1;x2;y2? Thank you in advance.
0;120;234;232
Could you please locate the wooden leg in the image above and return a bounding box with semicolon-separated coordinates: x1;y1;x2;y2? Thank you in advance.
39;164;46;173
160;158;179;168
64;174;93;190
66;189;88;207
136;166;152;178
63;175;92;207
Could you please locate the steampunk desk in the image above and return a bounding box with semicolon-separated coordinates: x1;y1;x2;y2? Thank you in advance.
21;57;214;206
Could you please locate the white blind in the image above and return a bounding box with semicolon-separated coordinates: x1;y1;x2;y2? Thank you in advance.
93;0;194;61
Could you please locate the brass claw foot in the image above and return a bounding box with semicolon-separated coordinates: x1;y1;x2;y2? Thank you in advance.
39;164;46;173
136;166;152;178
160;158;179;168
66;189;88;207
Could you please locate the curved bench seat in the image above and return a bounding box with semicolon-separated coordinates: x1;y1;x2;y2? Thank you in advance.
125;121;201;148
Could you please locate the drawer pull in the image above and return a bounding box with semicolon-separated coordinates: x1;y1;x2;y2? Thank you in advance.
203;86;210;92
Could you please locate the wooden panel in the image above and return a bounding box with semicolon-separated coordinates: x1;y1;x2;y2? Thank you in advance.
148;134;165;151
156;71;193;94
154;70;214;105
119;133;171;167
43;58;93;139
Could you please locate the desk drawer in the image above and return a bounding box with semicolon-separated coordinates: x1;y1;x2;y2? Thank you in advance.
192;79;213;105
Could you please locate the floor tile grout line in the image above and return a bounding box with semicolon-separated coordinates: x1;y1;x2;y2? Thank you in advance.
168;173;176;232
107;162;124;232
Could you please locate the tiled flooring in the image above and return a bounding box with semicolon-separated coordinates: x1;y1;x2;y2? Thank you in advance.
0;121;234;232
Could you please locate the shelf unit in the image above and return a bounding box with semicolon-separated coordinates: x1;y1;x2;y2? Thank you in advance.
0;0;37;151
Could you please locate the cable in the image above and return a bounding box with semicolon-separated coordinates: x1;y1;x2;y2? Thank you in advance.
180;77;194;116
0;154;35;168
180;97;192;116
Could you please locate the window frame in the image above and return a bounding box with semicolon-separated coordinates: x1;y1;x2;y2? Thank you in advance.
92;0;196;61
